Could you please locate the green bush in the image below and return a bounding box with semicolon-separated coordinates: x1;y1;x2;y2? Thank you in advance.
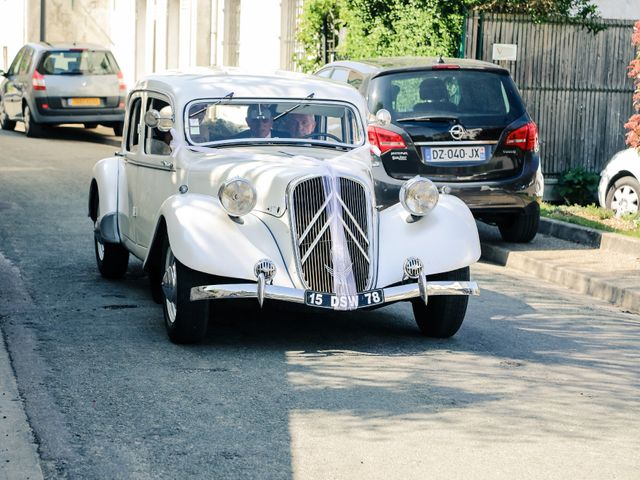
556;167;600;206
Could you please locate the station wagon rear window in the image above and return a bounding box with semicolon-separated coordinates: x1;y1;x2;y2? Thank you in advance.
38;50;119;75
369;70;525;125
185;100;364;147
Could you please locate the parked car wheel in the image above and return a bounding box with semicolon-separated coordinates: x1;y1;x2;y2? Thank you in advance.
112;121;124;136
23;104;43;138
497;202;540;243
605;175;639;216
411;267;470;338
160;238;209;344
0;100;16;131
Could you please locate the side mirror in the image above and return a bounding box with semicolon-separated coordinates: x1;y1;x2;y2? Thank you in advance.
144;107;173;132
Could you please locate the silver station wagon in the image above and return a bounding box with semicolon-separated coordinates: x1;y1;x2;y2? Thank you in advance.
89;68;481;343
0;42;126;137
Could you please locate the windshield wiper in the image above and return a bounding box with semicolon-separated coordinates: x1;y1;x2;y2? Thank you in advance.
397;115;459;123
57;71;83;75
190;91;234;118
273;93;315;121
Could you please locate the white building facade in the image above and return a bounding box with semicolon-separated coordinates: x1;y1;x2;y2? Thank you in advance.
0;0;304;88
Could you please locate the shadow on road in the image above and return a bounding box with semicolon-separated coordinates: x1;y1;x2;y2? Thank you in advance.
12;123;121;148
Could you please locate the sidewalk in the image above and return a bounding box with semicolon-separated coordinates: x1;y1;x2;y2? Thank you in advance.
478;217;640;315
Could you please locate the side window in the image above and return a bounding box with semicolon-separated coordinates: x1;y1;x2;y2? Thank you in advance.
347;70;364;89
331;68;349;83
316;68;332;78
18;48;33;75
144;97;173;156
7;48;25;76
126;97;142;153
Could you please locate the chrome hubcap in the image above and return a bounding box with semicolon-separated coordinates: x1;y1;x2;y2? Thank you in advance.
612;185;639;216
162;249;177;324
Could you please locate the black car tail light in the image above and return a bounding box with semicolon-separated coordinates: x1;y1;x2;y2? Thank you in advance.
32;70;46;91
505;122;538;151
368;125;406;154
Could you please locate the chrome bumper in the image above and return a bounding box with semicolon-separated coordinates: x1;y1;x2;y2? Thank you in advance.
190;278;479;310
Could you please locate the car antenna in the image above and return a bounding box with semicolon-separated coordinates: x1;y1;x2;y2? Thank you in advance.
437;55;445;64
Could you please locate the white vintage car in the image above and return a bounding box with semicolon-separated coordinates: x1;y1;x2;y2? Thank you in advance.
89;68;481;343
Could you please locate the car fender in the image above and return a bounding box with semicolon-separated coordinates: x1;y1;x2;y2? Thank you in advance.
376;195;481;288
598;148;640;207
91;156;124;243
147;194;295;287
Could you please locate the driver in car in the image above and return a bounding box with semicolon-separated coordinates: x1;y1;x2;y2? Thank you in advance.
286;113;316;138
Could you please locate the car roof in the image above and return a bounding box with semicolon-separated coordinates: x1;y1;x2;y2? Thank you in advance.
25;42;112;51
134;67;369;112
321;56;509;75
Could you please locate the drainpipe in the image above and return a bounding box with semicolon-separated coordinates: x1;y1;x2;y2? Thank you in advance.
40;0;46;42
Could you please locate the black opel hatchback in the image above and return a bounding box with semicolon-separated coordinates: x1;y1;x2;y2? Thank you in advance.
316;57;544;243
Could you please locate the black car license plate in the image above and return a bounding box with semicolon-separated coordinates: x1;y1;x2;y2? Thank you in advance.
305;289;385;309
423;145;488;162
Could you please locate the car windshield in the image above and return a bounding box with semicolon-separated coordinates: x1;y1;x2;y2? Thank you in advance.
184;99;364;147
368;69;525;125
38;50;118;75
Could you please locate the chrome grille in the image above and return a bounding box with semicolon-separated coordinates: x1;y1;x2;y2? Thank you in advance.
290;176;372;293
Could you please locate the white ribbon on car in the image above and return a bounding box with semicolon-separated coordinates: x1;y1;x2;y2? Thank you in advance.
322;165;358;311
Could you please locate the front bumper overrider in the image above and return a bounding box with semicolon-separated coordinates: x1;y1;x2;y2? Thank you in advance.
190;277;479;310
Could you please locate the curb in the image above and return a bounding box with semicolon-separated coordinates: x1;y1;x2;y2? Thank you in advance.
538;217;640;255
480;218;640;315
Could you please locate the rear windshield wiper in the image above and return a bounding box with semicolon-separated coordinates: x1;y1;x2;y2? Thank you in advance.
56;71;84;75
397;115;459;123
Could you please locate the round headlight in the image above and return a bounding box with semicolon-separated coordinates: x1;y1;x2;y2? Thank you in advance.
400;176;439;216
218;178;257;217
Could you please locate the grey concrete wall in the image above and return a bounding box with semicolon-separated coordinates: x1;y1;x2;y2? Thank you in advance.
33;0;114;47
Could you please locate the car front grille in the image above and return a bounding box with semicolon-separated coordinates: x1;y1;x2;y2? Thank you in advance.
289;175;373;293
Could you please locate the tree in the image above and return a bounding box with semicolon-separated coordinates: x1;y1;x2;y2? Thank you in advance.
296;0;601;72
625;20;640;150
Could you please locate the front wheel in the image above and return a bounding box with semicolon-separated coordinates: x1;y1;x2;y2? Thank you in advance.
411;267;470;338
605;176;639;216
0;100;16;131
497;202;540;243
160;237;209;344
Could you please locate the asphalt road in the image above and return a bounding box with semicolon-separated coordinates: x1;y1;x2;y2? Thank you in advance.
0;125;639;479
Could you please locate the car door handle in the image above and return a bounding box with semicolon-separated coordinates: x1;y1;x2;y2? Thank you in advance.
161;160;173;168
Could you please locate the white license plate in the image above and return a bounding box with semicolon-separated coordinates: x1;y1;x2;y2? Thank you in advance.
304;289;384;309
423;146;488;162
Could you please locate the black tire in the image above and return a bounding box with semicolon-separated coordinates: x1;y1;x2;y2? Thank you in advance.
0;100;16;131
160;237;209;344
23;104;43;138
605;176;639;216
93;195;129;278
498;202;540;243
411;267;470;338
112;121;124;137
84;123;98;129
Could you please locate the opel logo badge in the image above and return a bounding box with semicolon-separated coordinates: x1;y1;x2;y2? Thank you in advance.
449;124;466;141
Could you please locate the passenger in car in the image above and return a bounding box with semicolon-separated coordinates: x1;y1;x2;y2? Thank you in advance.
233;104;274;138
413;77;454;114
